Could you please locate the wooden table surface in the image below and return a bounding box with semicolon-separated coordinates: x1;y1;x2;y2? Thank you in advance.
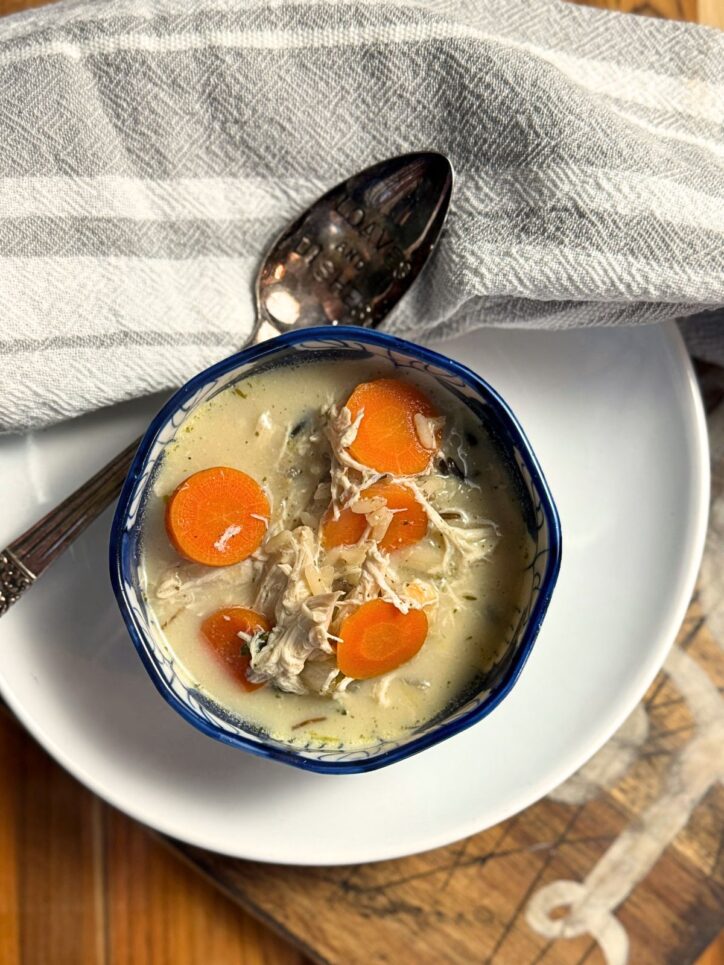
1;0;723;963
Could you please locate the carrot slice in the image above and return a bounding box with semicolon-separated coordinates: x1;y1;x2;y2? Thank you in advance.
365;481;428;552
165;466;269;567
200;606;270;691
321;504;366;550
344;379;439;475
336;599;428;679
322;481;427;553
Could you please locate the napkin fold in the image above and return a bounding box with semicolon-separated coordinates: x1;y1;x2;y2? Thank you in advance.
1;0;723;433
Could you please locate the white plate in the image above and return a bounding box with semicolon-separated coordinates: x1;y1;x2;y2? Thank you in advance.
0;323;708;865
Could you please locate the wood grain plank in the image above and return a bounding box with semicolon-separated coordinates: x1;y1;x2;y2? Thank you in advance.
105;809;305;965
569;0;699;20
0;0;48;13
0;711;22;965
0;704;307;965
0;710;101;965
699;934;724;965
697;0;724;29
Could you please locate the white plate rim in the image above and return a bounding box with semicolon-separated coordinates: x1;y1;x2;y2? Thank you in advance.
0;321;710;865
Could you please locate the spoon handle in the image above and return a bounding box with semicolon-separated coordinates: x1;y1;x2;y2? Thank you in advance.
0;317;283;617
0;320;279;617
0;437;141;615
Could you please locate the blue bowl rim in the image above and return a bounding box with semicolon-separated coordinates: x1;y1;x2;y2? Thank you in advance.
110;325;562;775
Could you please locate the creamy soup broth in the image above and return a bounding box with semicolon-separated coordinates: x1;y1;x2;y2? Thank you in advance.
141;358;533;749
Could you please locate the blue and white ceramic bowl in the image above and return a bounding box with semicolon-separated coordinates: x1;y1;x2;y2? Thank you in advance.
110;327;562;774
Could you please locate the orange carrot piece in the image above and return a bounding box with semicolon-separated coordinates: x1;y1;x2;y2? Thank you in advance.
200;606;270;691
322;481;427;553
365;481;428;552
336;599;428;679
165;466;269;567
344;379;439;475
321;504;367;550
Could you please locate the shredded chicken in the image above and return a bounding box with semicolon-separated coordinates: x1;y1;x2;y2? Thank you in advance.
253;528;312;613
213;524;241;553
371;670;433;707
155;559;256;606
324;404;382;513
256;410;272;432
367;505;396;543
331;675;356;702
371;673;397;707
249;590;341;694
167;394;500;696
337;405;364;448
344;542;410;612
248;527;342;694
405;479;500;569
414;413;445;451
299;660;340;695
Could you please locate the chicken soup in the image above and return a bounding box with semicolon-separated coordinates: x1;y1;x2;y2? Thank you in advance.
140;359;534;749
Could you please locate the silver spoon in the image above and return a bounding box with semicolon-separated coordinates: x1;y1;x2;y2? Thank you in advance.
0;152;453;615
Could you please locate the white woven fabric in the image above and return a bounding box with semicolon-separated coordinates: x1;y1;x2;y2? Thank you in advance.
0;0;722;431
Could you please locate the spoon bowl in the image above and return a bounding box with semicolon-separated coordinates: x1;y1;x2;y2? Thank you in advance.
254;152;453;339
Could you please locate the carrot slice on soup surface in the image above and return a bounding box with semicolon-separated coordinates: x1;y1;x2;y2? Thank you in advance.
321;504;367;550
364;481;428;552
200;606;270;691
322;481;427;553
165;466;269;566
336;599;428;679
344;379;439;475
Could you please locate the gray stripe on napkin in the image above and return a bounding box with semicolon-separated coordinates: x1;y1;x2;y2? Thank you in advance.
0;0;722;433
0;217;267;258
1;209;720;275
0;40;717;184
0;330;240;356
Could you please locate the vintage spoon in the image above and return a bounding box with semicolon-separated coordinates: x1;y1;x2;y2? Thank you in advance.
0;152;453;615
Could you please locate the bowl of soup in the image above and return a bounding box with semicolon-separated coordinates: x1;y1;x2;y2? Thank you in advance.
110;327;561;773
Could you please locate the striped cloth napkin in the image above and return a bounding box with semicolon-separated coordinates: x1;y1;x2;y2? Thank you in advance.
1;0;722;433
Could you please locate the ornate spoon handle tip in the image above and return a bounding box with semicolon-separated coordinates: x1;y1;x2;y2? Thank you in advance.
0;437;140;616
0;550;34;616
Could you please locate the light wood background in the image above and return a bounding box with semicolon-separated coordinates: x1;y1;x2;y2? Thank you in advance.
0;1;722;964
